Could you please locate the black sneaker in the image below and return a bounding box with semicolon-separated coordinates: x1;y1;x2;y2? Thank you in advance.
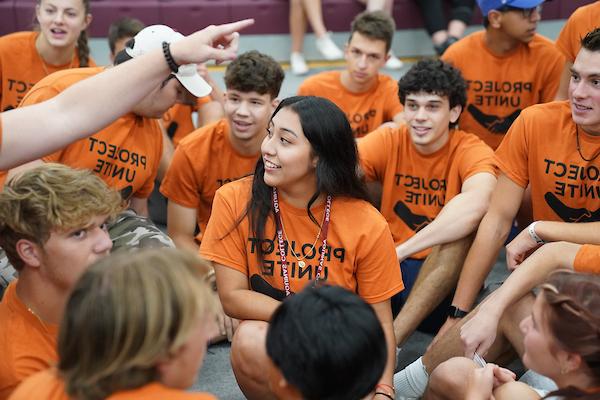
434;36;460;56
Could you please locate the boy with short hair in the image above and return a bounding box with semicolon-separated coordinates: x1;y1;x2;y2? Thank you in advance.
0;164;122;399
266;285;388;400
160;50;284;252
441;0;564;150
358;59;497;348
298;11;403;137
107;17;145;62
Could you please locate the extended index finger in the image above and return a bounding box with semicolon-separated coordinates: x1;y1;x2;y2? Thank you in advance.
208;19;254;41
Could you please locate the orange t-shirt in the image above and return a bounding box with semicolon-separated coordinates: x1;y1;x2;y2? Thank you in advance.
442;31;564;150
162;96;211;147
8;369;217;400
555;2;600;63
0;31;95;112
496;101;600;222
358;126;497;259
200;177;404;304
160;118;259;242
297;70;403;137
18;67;163;199
0;283;58;400
573;244;600;275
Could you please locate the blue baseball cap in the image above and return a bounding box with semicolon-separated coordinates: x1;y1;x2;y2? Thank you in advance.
477;0;544;16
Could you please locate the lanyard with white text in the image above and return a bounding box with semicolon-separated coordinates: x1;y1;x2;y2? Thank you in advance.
272;187;332;296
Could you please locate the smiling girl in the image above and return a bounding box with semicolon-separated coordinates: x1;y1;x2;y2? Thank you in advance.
0;0;93;112
200;95;404;400
425;271;600;400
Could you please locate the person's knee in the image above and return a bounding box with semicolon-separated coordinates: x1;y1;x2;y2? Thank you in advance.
493;381;541;400
428;357;476;397
231;321;268;375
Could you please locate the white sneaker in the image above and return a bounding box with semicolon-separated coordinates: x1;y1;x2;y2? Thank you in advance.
290;52;309;75
315;33;343;60
385;51;403;70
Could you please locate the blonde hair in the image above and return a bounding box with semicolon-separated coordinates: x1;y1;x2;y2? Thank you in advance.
0;164;123;270
58;248;217;400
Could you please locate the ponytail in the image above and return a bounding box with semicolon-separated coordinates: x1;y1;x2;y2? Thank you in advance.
76;29;90;67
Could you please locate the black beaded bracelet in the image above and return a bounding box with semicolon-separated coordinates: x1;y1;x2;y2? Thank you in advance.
162;41;180;73
374;392;394;400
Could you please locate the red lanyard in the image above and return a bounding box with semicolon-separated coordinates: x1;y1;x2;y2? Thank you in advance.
272;187;332;296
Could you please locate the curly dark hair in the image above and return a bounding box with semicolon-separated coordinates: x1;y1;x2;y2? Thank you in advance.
399;59;467;110
224;50;284;99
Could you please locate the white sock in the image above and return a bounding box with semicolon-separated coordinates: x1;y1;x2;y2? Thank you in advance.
394;357;429;398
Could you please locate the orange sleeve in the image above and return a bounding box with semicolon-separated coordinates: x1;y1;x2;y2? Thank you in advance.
199;184;249;274
354;218;404;303
297;77;317;96
493;110;531;188
160;143;201;208
358;126;392;182
555;8;582;63
194;95;211;110
573;244;600;275
456;134;498;181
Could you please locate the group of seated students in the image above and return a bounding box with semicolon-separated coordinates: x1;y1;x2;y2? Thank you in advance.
0;0;599;398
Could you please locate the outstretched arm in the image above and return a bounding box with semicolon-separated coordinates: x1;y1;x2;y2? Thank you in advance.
0;19;254;170
506;220;600;269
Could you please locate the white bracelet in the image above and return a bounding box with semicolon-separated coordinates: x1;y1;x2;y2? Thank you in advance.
528;221;545;245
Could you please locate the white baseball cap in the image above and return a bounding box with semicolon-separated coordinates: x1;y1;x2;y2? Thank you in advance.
125;25;212;97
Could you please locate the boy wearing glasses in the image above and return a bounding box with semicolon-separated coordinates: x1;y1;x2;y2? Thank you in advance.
441;0;564;150
297;11;404;138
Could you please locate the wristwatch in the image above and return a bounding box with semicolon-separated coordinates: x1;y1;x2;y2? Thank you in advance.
447;305;469;319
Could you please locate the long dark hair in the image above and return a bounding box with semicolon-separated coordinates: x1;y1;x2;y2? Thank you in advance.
247;96;369;260
542;271;600;400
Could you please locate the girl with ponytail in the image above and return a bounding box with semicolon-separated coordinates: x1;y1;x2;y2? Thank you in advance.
0;0;94;112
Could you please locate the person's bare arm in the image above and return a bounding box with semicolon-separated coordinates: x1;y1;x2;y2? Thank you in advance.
505;220;600;269
0;19;254;170
156;126;174;181
555;61;573;101
460;241;579;358
393;111;405;126
6;159;44;182
372;300;396;394
396;172;496;261
450;175;524;312
130;197;149;217
167;201;200;252
215;263;281;322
